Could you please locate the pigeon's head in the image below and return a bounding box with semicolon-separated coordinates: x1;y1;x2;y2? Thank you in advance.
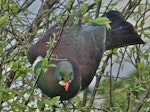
55;60;74;91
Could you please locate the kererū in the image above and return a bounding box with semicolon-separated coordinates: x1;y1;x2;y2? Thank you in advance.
27;10;144;100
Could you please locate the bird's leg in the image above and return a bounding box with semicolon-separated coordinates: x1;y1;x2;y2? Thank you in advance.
59;100;70;107
59;100;64;105
51;105;56;112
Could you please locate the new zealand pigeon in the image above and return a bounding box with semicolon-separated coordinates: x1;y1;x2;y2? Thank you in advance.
27;10;144;100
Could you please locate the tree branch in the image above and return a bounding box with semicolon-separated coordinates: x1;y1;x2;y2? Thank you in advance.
134;88;150;112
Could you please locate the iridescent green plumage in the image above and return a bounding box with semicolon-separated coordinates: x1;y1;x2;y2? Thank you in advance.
32;56;81;100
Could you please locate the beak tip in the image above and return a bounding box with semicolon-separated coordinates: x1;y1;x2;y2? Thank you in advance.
64;82;70;91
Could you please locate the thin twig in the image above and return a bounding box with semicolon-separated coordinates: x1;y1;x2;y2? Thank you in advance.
109;50;113;107
126;92;131;112
95;0;102;18
104;0;113;14
115;47;127;81
88;53;112;112
125;0;142;19
134;88;150;112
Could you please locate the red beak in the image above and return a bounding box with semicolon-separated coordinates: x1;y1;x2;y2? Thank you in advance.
64;81;70;91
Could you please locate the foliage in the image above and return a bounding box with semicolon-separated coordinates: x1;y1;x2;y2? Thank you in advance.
0;0;150;111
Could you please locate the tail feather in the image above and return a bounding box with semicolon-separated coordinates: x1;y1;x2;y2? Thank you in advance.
105;10;144;50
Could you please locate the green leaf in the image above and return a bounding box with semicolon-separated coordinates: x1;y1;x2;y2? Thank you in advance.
10;4;19;12
15;14;28;23
35;67;42;75
44;99;52;107
139;21;145;27
94;0;99;5
144;54;149;60
42;67;48;74
42;58;49;66
47;38;55;48
0;92;2;103
37;100;43;110
50;96;60;103
76;100;82;110
44;97;61;108
66;0;75;10
82;4;88;15
92;17;111;29
0;15;9;26
48;63;57;68
143;32;150;39
59;81;65;86
0;47;4;54
73;17;80;25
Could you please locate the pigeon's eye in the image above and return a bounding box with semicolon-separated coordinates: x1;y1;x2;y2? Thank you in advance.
61;77;64;81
